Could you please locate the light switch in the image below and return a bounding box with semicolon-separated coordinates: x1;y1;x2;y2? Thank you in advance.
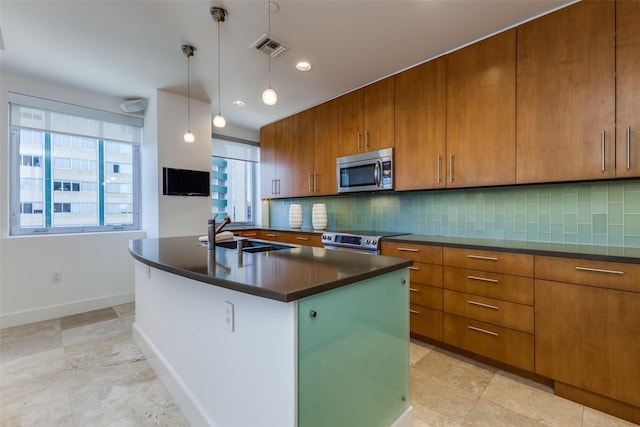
224;301;234;332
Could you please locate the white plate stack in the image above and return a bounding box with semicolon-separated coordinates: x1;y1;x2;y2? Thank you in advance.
289;204;303;229
312;203;327;230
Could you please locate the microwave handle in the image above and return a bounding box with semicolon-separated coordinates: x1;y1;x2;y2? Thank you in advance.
374;160;382;187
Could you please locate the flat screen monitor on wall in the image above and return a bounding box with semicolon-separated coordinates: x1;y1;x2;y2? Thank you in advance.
162;167;211;197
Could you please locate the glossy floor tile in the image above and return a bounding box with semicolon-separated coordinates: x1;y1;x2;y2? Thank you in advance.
1;307;637;426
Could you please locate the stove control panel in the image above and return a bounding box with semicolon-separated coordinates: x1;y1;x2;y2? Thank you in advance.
321;232;381;251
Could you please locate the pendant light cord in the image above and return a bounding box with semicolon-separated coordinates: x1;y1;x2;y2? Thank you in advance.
267;2;271;84
217;20;222;114
187;53;191;130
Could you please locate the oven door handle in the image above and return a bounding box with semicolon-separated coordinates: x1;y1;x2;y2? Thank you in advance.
374;160;382;187
323;245;378;255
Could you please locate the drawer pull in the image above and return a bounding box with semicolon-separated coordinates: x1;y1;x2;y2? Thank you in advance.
296;237;309;241
409;288;419;293
468;300;498;310
397;247;419;252
575;266;624;275
468;255;498;261
468;275;499;283
409;309;419;314
266;233;276;237
408;267;419;271
468;325;499;337
242;233;257;237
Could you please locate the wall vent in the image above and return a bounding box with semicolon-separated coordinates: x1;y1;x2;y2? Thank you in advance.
251;34;288;58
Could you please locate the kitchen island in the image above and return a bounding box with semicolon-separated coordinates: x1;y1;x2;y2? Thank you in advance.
129;236;412;427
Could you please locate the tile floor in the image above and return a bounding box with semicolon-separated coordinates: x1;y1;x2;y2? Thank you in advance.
1;304;637;427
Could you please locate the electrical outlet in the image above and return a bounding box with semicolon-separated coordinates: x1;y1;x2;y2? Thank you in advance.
51;272;62;283
224;301;234;332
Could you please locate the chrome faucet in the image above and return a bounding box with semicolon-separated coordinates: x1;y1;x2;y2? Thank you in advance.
207;214;231;250
214;216;231;235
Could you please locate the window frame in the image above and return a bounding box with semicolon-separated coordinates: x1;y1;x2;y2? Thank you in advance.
9;93;142;236
211;134;260;227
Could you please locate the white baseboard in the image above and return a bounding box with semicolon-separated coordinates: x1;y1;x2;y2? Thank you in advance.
132;323;215;427
0;292;134;328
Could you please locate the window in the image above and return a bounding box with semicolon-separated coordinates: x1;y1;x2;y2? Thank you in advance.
9;93;142;235
212;135;259;226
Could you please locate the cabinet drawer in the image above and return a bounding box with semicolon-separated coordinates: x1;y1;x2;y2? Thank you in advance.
444;313;534;371
443;247;533;276
535;256;640;293
285;233;322;247
410;263;443;287
238;230;260;238
381;242;443;264
260;231;285;242
410;283;442;311
410;304;443;341
443;266;533;305
443;290;533;334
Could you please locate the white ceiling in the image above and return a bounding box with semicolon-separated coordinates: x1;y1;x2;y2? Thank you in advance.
0;0;572;133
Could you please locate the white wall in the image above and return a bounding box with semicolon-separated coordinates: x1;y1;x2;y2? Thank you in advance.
0;73;258;327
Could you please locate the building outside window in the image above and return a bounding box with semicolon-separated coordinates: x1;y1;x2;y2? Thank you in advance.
211;135;259;226
9;93;142;235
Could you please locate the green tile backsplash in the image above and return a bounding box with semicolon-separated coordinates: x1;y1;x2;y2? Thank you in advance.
268;180;640;248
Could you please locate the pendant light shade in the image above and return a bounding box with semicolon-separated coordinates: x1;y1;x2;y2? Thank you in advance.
211;7;227;128
262;87;278;105
181;44;197;143
262;2;278;106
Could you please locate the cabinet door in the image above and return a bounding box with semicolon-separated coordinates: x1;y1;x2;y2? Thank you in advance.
338;89;364;156
446;29;516;188
276;115;295;198
516;1;615;183
616;0;640;177
395;57;446;190
290;109;315;197
536;279;640;407
363;77;395;152
313;99;339;195
259;122;278;198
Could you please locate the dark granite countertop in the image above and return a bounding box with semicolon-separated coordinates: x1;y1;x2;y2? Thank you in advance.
129;236;412;302
383;235;640;264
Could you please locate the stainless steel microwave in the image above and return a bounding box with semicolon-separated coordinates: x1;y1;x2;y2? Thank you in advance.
336;148;393;193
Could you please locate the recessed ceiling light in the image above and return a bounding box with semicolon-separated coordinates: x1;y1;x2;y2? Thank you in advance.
232;100;246;107
296;61;312;72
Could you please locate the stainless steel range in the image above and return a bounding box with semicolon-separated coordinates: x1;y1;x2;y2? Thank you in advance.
321;231;406;255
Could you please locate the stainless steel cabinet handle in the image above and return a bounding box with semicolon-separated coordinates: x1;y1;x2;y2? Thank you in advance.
449;153;453;184
408;266;419;271
272;179;276;195
365;131;369;149
357;132;361;151
314;173;318;192
308;174;312;193
397;248;419;252
437;154;441;183
409;309;419;314
576;266;624;275
409;288;418;293
468;325;499;336
468;275;499;283
601;130;606;172
243;233;257;237
468;300;499;310
467;255;498;261
627;127;631;170
266;233;276;237
296;237;309;241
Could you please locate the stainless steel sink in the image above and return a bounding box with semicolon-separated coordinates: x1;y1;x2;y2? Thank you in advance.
215;239;293;253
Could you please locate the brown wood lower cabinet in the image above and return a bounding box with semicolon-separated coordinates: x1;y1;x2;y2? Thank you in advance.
410;304;443;341
443;313;534;371
284;233;322;247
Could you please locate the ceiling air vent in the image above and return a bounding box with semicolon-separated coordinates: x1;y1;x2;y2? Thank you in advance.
251;34;288;58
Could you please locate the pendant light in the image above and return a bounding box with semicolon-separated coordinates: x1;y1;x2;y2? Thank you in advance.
181;44;197;143
211;6;227;128
262;1;278;106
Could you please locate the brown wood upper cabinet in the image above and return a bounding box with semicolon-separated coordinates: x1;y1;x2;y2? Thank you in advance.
616;0;640;177
338;78;395;157
446;29;516;188
395;57;447;190
289;109;315;197
312;99;339;195
516;1;616;183
260;121;293;198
